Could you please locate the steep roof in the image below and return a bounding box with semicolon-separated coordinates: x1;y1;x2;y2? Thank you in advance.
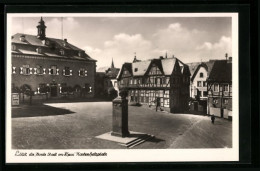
105;67;120;78
117;63;132;79
132;60;151;76
187;60;217;81
208;60;232;83
12;33;96;62
161;58;177;75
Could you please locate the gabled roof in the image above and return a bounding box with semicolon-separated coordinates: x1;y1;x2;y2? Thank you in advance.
161;58;177;75
117;57;190;79
208;60;232;83
187;60;217;81
132;60;151;76
116;63;132;79
105;67;120;78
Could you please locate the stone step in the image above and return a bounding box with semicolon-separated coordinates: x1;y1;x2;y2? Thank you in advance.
119;134;154;148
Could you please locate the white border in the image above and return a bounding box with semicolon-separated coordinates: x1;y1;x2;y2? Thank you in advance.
6;13;239;163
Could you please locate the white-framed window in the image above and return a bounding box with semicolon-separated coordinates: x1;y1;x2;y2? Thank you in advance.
213;83;219;92
63;67;72;76
79;68;87;77
20;65;32;75
49;65;57;75
35;65;43;75
12;66;16;74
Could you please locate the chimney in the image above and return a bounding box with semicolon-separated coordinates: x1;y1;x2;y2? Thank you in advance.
20;35;26;42
225;53;228;60
63;38;68;47
227;57;232;63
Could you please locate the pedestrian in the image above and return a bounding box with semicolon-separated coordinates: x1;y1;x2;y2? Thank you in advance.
211;114;215;124
155;97;161;112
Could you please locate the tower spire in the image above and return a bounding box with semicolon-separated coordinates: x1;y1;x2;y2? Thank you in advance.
37;16;47;40
111;58;115;68
165;51;168;58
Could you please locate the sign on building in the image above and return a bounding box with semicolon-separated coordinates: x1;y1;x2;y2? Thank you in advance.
12;93;19;106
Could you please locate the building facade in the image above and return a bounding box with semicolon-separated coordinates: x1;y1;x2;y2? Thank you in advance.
11;17;96;99
95;59;120;98
117;56;190;113
207;58;232;119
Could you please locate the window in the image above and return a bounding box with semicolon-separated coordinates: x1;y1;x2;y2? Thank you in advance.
20;65;32;75
12;66;16;74
224;99;229;105
36;47;42;54
79;68;87;77
203;81;207;87
213;98;218;104
224;84;229;92
200;72;204;78
149;64;162;75
213;84;219;92
203;91;208;97
60;49;65;55
11;44;16;51
197;81;202;87
164;90;169;98
49;65;57;75
230;85;232;92
64;67;72;76
134;68;138;72
78;51;82;57
36;65;43;75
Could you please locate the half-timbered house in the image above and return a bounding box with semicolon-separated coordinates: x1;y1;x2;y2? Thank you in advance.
117;57;191;113
207;58;232;119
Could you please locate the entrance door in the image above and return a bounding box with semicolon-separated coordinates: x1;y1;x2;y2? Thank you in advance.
50;84;57;97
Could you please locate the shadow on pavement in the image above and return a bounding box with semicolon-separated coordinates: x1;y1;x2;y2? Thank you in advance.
147;137;165;143
12;104;75;118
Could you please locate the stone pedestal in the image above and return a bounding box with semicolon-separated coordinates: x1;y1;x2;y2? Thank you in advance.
111;91;129;137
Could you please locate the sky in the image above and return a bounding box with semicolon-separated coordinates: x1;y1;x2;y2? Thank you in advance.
11;16;232;69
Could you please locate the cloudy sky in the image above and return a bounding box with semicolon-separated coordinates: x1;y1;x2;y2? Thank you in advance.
11;16;232;69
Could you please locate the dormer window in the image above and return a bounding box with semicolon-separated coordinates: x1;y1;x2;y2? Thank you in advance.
36;47;42;54
19;35;26;42
63;39;68;47
200;72;204;78
60;49;65;55
11;44;16;51
78;51;82;57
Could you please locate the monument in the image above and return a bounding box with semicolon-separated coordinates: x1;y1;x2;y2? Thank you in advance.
96;89;154;148
111;89;130;137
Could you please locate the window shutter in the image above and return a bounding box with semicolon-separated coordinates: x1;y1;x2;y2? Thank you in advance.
56;69;59;75
20;67;23;74
48;68;51;75
63;69;65;75
34;68;37;74
12;67;16;74
29;68;33;74
43;68;46;74
70;69;72;76
84;70;88;76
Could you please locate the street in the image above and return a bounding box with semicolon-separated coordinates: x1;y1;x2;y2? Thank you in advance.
12;102;232;149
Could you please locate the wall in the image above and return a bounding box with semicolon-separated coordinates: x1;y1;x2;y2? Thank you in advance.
12;54;96;97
